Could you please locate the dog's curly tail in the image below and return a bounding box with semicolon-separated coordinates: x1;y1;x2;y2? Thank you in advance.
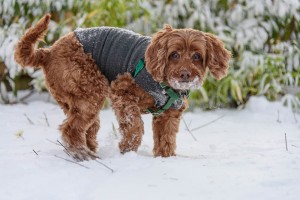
14;14;51;68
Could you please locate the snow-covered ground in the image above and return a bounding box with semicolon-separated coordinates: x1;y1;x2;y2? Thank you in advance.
0;96;299;200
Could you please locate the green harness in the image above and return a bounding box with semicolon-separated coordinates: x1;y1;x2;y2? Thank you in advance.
133;59;189;116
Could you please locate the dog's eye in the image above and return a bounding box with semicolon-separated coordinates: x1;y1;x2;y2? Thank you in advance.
192;53;201;61
170;52;180;60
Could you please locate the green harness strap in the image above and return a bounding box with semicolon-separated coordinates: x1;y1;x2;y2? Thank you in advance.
133;59;145;78
133;59;183;116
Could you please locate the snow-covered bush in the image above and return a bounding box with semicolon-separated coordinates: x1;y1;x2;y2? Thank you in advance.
1;0;299;110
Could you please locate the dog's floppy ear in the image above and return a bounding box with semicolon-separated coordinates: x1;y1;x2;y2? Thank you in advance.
205;33;231;80
145;25;173;82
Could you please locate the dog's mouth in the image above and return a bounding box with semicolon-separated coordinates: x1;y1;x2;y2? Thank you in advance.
169;76;202;90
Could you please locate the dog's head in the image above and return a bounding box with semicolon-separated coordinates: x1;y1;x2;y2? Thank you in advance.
145;25;231;90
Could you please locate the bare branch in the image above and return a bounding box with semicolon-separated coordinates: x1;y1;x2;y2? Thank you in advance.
188;120;192;128
33;149;39;156
19;90;35;102
63;149;71;157
24;113;34;125
56;140;101;160
111;123;119;139
293;111;298;123
94;159;114;173
277;110;282;123
46;138;60;145
182;116;197;141
43;112;50;127
190;115;225;132
54;155;89;169
285;133;288;151
57;140;72;156
49;140;113;172
9;90;35;104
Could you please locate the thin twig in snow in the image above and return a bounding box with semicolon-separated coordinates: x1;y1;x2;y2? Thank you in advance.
48;140;110;171
182;116;197;141
9;90;35;104
188;120;192;128
33;149;39;156
50;140;113;172
94;159;114;173
292;111;298;123
54;155;89;169
24;114;34;125
19;90;35;102
111;123;119;139
57;140;72;157
285;133;288;151
46;138;60;145
43;112;50;127
277;110;282;123
190;115;225;132
63;149;71;157
56;140;101;159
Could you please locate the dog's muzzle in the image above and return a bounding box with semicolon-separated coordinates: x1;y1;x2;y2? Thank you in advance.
170;76;202;90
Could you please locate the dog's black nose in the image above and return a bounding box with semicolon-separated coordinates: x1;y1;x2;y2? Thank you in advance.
180;70;191;81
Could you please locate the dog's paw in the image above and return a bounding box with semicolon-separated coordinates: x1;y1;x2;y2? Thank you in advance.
153;150;176;158
119;141;138;154
69;146;98;161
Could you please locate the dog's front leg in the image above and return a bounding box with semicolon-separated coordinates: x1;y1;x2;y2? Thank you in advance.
152;108;184;157
110;74;144;154
115;101;144;153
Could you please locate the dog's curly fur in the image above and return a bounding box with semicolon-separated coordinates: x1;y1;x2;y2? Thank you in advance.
14;15;231;160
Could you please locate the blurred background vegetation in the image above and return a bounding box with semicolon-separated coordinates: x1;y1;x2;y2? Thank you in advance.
0;0;299;110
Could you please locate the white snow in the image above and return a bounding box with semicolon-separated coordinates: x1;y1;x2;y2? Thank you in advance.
0;96;300;200
170;76;202;90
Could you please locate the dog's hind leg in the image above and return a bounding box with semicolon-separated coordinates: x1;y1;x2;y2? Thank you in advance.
86;115;100;153
56;100;70;115
59;99;103;161
85;94;106;153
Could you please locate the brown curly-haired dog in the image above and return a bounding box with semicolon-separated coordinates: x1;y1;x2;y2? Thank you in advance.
14;14;231;160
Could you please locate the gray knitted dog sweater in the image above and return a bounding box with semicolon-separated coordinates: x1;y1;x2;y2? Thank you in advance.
74;27;184;110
